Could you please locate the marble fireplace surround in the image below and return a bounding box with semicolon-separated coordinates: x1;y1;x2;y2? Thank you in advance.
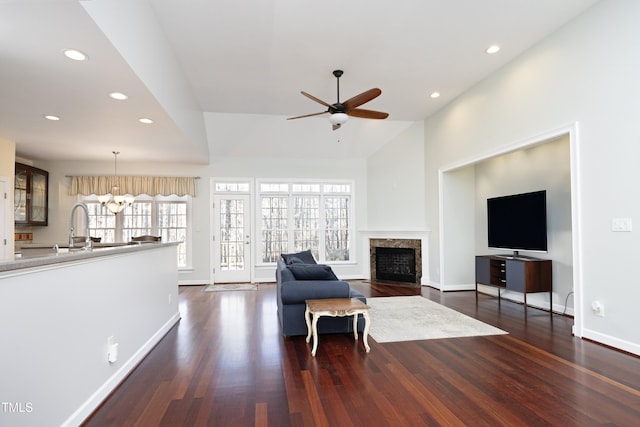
361;231;429;287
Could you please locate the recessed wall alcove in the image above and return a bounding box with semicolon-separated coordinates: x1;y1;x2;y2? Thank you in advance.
438;124;578;322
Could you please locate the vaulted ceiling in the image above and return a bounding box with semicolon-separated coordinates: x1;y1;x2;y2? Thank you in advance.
0;0;598;164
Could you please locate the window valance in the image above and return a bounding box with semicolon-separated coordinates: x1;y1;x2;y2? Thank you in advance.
68;176;197;197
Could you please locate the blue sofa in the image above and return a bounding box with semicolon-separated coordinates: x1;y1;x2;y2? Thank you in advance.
276;257;366;337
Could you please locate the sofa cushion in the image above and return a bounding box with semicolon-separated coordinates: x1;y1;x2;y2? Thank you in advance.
281;249;317;265
287;264;338;281
280;280;351;304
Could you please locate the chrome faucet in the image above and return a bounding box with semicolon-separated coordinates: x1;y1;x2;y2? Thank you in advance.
69;202;92;250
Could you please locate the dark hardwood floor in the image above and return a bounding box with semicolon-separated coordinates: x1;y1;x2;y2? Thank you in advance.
83;282;640;426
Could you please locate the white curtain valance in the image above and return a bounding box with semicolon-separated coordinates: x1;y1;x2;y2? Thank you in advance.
68;176;197;197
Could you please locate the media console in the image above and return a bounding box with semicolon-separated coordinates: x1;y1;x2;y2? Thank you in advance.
475;255;552;316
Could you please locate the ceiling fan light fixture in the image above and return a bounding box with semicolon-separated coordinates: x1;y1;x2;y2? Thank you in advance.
328;112;348;125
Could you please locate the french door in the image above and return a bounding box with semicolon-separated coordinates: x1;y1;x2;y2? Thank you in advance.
213;194;251;283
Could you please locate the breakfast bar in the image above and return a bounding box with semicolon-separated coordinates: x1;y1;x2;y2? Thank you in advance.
0;242;180;427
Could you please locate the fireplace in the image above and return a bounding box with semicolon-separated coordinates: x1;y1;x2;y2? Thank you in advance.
370;238;422;287
375;247;416;283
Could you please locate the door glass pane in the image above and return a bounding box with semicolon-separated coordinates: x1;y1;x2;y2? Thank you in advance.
14;170;27;222
220;199;245;271
30;172;47;222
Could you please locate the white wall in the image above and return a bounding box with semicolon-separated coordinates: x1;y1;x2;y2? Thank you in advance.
423;0;640;354
474;136;573;313
366;121;426;231
440;165;476;290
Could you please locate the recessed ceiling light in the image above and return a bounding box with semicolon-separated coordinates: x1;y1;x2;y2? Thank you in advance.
138;118;153;124
486;45;501;54
109;92;128;101
44;115;60;121
430;92;441;99
63;49;88;61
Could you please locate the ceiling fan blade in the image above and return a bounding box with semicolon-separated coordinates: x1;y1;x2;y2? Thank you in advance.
301;91;332;108
286;111;328;120
342;88;382;111
347;108;389;120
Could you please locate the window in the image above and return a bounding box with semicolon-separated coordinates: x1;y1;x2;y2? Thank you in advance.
293;195;319;255
324;196;350;261
215;182;250;192
81;195;190;268
86;203;115;243
259;181;352;263
157;199;188;267
260;195;288;262
122;201;153;242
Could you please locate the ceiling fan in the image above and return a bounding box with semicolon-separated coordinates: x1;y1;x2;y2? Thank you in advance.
287;70;389;130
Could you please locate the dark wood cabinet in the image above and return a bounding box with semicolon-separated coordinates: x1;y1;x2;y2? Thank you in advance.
14;163;49;226
475;255;552;314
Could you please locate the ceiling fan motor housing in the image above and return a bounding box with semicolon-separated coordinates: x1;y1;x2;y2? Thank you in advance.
329;103;346;114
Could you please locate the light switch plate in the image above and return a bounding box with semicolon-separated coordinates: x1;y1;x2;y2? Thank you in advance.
611;218;632;232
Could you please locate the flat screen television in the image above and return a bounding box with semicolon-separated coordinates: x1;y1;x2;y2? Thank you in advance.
487;190;547;256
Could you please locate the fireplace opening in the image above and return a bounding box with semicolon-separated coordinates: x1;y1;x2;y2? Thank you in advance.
375;247;416;283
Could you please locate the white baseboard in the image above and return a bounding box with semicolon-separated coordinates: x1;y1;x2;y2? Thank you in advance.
179;279;211;286
582;328;640;356
62;312;181;427
422;280;442;290
440;283;475;292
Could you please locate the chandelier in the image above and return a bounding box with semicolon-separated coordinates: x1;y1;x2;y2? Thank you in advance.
97;151;135;214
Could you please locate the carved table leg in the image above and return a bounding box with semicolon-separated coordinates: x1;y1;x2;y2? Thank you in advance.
362;310;371;353
305;304;312;344
352;314;358;341
311;314;320;356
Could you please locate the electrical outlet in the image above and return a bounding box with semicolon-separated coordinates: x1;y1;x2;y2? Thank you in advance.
592;301;605;317
107;336;118;363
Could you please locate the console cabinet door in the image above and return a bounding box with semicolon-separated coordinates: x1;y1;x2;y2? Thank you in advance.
475;257;491;285
505;259;552;293
505;260;526;292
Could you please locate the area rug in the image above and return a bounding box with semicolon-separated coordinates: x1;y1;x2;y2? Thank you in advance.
203;283;258;292
366;296;507;343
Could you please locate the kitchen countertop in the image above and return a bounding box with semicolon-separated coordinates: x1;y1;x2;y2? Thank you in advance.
1;241;178;273
18;242;135;249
